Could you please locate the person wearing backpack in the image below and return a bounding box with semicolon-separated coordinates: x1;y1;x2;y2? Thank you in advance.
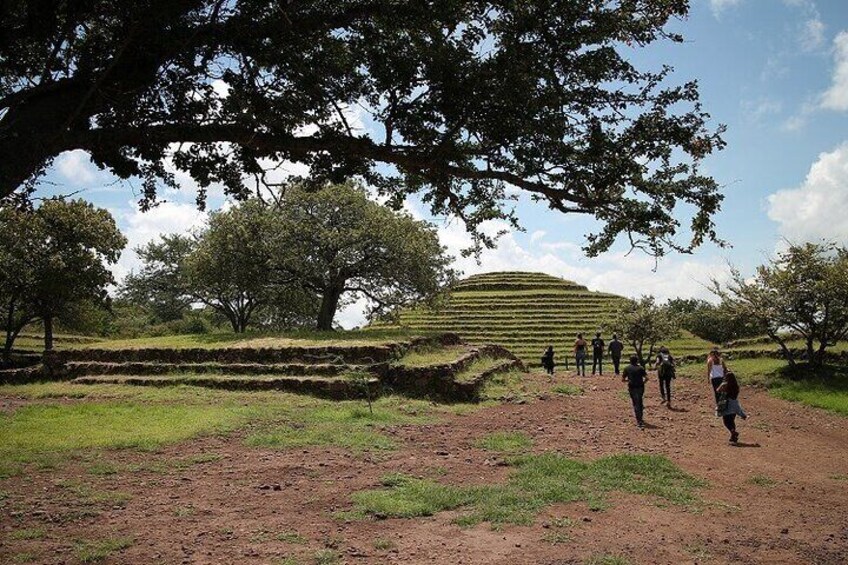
541;345;555;377
591;332;605;375
608;334;624;375
622;355;649;428
654;346;676;407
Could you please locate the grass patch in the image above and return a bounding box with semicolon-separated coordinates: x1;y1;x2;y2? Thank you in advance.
11;552;37;563
276;531;308;544
73;536;133;563
9;527;46;540
351;453;703;527
57;480;131;508
72;328;422;351
475;431;532;453
454;356;510;384
552;383;583;396
746;474;777;487
373;538;396;550
0;402;266;464
312;549;340;564
542;531;571;545
479;368;534;401
394;345;467;367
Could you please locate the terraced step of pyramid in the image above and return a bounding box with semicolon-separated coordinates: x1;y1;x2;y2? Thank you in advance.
71;374;380;400
65;361;381;378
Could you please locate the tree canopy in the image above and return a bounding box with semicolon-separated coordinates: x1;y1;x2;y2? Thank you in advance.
605;295;679;366
716;242;848;368
270;182;455;330
0;199;126;357
2;0;724;256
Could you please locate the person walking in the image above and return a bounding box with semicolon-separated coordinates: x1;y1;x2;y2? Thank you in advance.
574;334;588;377
609;334;624;375
707;348;728;415
541;345;555;377
622;355;649;428
655;346;676;407
591;332;605;375
716;372;748;443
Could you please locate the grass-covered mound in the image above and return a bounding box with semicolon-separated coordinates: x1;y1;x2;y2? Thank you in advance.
372;272;628;366
374;271;720;367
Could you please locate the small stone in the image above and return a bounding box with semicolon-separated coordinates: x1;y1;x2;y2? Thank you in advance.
781;528;789;535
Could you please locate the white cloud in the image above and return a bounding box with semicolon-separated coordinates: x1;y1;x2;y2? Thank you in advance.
800;17;825;51
112;201;209;283
56;150;96;184
741;97;783;123
767;141;848;244
709;0;742;17
821;31;848;111
433;216;728;303
530;230;546;243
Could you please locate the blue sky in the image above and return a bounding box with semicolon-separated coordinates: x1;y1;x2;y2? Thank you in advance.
34;0;848;327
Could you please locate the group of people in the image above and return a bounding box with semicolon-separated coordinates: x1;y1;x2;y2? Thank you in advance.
541;337;748;444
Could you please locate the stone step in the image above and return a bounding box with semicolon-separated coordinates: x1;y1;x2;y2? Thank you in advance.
71;374;380;400
65;361;383;378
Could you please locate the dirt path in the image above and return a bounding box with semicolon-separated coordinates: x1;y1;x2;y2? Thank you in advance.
2;373;847;564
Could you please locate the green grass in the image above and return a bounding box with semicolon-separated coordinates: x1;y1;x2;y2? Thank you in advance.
276;531;308;544
66;328;423;350
0;381;473;471
246;399;446;453
479;368;536;401
9;527;46;540
73;536;134;563
454;356;511;383
373;538;396;550
351;453;703;527
552;383;584;396
11;552;38;563
0;402;266;464
393;345;467;367
474;431;532;453
746;474;777;487
312;549;340;564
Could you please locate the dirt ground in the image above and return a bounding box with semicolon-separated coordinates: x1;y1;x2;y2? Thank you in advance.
2;372;847;564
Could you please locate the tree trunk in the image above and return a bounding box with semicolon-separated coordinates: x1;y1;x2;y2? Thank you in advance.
43;316;54;351
317;285;344;331
805;337;816;366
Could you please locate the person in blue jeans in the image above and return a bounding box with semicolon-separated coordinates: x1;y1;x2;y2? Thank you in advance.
573;334;587;376
622;355;649;428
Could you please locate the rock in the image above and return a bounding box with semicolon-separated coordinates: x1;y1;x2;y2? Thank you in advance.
781;528;789;535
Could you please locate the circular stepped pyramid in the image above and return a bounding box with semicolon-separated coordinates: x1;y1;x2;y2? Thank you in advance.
373;271;629;367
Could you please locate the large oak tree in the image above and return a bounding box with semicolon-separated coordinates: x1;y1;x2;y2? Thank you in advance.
2;1;724;256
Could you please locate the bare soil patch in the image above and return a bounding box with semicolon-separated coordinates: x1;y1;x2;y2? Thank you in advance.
1;373;846;564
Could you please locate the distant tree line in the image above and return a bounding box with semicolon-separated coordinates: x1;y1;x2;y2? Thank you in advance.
121;182;455;333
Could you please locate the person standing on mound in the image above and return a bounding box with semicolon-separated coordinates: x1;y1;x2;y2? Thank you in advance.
716;372;748;443
574;334;588;377
707;348;728;415
622;355;648;428
591;332;605;375
541;345;555;377
609;334;624;375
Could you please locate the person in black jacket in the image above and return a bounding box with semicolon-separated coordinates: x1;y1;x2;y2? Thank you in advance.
622;355;649;428
608;334;624;375
654;346;676;407
591;332;605;375
541;345;555;377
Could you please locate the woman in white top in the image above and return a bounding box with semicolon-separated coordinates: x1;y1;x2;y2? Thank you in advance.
707;348;728;412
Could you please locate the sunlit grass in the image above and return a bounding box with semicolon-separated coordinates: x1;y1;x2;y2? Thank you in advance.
351;453;704;527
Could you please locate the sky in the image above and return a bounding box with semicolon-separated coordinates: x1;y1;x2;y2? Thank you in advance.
31;0;848;328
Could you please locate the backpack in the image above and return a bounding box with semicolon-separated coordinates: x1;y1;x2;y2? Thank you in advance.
659;353;675;378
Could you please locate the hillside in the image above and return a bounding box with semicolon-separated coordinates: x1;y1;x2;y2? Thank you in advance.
372;272;627;367
373;271;719;367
